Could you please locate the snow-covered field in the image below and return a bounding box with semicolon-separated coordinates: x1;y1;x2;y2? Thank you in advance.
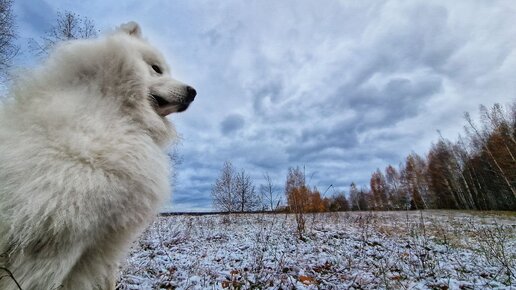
117;211;515;289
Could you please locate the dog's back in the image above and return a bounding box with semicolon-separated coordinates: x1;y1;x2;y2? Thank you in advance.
0;78;171;290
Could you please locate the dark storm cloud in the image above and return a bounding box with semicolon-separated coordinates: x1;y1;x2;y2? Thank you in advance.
220;114;245;135
283;73;442;166
335;76;444;129
286;123;358;163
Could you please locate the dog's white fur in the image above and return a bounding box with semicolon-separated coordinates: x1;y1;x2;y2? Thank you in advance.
0;22;192;289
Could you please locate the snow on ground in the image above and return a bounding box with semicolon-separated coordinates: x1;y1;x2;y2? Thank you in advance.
117;211;516;289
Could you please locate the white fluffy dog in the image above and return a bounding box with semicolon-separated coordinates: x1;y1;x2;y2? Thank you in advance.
0;22;195;289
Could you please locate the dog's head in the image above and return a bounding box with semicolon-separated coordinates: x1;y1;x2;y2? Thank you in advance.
115;22;196;117
74;22;197;146
11;22;194;148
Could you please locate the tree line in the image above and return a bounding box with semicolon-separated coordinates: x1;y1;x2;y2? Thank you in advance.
210;161;345;213
358;103;515;211
212;102;515;212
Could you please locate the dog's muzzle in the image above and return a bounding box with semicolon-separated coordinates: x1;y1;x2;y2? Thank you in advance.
150;86;196;116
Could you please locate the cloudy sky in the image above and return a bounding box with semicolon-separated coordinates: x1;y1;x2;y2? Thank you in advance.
12;0;516;211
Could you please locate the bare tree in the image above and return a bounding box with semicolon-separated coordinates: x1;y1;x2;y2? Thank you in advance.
0;0;17;76
234;169;259;212
211;161;236;213
260;172;279;211
211;162;260;212
29;10;98;55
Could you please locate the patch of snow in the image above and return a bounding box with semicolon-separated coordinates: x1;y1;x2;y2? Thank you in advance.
117;211;516;289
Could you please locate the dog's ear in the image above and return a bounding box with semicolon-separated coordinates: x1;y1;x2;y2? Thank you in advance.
118;22;142;38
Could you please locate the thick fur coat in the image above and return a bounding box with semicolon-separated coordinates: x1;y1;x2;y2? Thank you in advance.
0;22;195;289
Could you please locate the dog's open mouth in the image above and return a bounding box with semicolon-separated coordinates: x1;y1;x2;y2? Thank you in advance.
150;94;190;117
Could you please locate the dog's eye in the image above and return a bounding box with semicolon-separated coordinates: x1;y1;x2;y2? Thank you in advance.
151;65;162;74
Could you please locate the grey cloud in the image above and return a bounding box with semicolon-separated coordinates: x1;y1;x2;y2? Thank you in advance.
220;114;245;135
330;76;443;131
251;81;283;115
287;123;358;162
364;3;458;73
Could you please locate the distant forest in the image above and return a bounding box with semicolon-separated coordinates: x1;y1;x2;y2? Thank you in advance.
364;102;515;211
213;102;515;213
290;102;516;212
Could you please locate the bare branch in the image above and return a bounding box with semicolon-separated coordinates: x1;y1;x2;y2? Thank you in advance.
0;0;18;77
29;10;98;56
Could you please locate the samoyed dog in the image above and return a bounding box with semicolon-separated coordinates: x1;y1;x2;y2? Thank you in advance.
0;22;195;289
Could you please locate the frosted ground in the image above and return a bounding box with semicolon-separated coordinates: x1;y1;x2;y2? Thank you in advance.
117;211;515;289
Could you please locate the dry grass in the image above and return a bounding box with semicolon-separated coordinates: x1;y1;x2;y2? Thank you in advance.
117;211;515;289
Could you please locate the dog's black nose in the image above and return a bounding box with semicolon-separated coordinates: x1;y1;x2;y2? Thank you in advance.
186;86;196;102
